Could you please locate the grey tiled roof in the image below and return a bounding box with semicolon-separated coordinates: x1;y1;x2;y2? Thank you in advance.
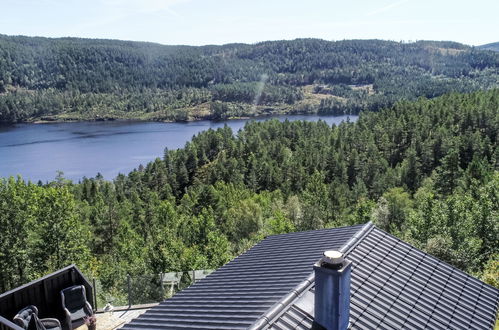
122;224;364;330
123;223;499;330
268;226;499;330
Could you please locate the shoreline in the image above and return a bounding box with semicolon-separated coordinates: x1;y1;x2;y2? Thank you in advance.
0;114;358;183
10;111;349;126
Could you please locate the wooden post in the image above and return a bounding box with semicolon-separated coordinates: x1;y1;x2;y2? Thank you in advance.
92;278;97;310
42;280;49;308
127;274;132;308
159;273;164;300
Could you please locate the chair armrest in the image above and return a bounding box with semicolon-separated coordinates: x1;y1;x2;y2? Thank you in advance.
85;301;94;315
63;307;71;318
63;307;72;330
40;318;61;329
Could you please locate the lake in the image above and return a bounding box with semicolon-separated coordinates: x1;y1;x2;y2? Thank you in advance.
0;115;357;182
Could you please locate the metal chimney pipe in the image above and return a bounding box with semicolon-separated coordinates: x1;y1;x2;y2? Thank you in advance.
313;250;351;330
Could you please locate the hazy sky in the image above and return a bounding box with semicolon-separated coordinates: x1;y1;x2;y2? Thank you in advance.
0;0;497;46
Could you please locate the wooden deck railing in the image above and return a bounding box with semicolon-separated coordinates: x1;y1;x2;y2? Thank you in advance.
0;265;94;329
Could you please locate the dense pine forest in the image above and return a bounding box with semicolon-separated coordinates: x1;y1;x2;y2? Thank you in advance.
1;90;498;301
1;35;499;123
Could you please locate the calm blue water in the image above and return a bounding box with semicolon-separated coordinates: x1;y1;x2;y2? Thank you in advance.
0;115;357;182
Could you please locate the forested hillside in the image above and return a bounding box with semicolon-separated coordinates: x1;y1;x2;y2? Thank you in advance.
1;35;498;123
479;42;499;52
1;90;498;299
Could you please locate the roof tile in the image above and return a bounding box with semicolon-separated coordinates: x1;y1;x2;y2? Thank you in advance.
123;224;363;330
123;224;499;330
269;226;499;330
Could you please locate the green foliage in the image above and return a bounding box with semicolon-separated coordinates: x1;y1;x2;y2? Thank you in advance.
0;89;498;297
372;187;413;233
0;36;498;123
0;178;37;291
0;178;90;291
32;186;91;273
266;210;296;236
481;254;499;288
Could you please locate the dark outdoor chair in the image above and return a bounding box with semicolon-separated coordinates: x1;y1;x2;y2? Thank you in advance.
13;305;61;330
60;285;93;330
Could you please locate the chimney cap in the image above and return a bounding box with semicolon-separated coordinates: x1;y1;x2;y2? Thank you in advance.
323;250;344;265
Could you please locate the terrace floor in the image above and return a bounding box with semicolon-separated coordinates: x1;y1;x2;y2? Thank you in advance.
81;304;158;330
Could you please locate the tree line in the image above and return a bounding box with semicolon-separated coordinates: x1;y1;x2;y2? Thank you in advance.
0;36;498;123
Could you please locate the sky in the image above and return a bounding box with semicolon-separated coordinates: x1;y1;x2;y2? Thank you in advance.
0;0;497;46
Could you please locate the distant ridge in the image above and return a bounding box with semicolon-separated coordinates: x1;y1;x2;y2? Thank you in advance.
478;42;499;52
0;35;498;124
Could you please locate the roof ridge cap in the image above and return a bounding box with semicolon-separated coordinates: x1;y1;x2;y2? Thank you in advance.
248;222;373;330
340;221;375;255
248;273;315;330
